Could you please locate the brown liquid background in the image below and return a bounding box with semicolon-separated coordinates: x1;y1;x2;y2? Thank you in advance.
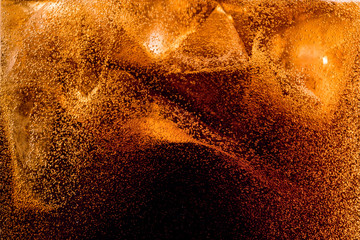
1;0;360;239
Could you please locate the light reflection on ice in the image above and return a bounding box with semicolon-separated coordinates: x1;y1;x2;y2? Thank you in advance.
323;56;328;65
145;30;166;56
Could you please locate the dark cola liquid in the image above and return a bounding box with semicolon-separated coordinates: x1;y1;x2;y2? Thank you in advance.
1;1;360;239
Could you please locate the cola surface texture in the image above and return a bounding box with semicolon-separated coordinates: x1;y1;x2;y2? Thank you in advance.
1;0;360;239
